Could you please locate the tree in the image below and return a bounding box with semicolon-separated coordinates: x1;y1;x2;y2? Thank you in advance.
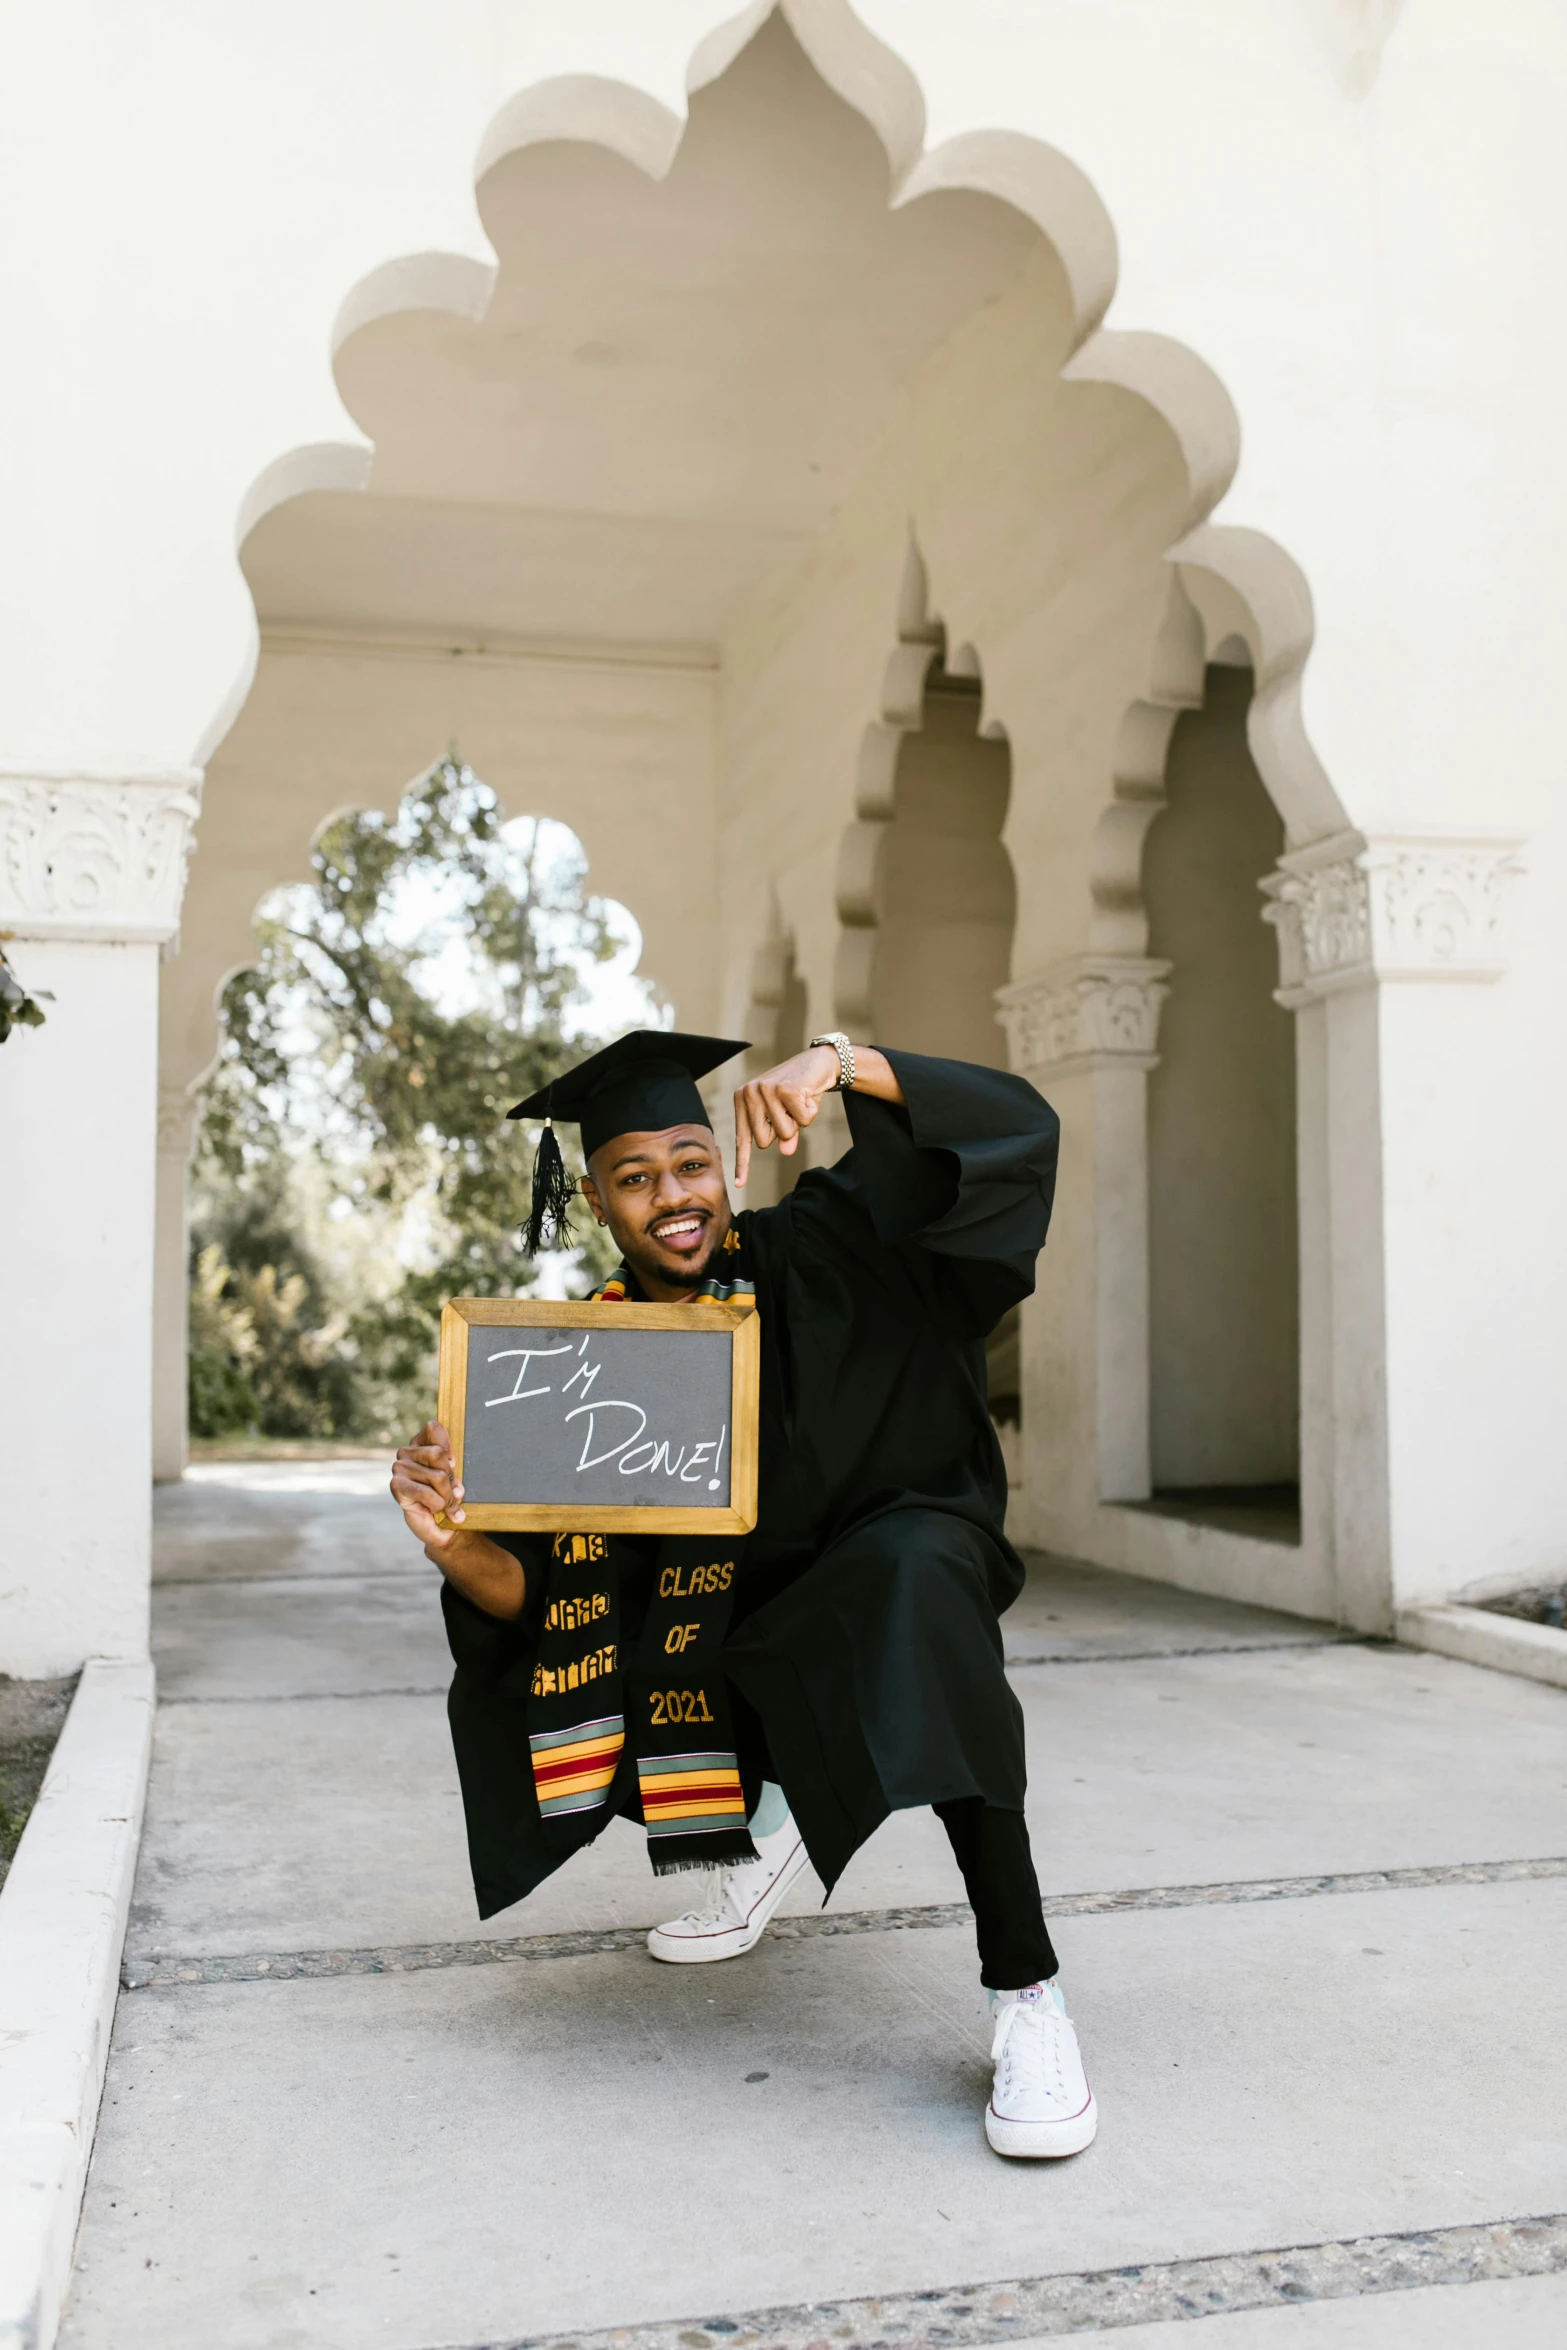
187;1171;360;1440
191;758;641;1440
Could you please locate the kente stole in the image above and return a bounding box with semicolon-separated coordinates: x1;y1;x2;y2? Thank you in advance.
524;1228;758;1875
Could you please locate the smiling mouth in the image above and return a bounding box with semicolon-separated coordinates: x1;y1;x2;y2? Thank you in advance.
650;1213;708;1248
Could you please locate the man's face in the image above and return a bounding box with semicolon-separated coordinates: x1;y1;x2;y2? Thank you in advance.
580;1125;733;1300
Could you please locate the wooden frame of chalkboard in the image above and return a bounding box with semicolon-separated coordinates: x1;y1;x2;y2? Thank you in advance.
436;1297;761;1534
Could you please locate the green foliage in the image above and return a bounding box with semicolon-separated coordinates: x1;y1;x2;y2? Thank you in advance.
187;1247;258;1438
187;1179;360;1440
192;758;637;1440
0;942;51;1043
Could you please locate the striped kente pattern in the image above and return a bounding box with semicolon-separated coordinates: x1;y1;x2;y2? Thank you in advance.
529;1716;626;1819
595;1228;756;1312
638;1750;748;1841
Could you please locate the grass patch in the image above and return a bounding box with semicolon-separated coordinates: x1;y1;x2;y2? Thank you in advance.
1482;1582;1567;1631
0;1674;79;1888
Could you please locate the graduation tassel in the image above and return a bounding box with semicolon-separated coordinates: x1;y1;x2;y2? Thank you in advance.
523;1117;576;1255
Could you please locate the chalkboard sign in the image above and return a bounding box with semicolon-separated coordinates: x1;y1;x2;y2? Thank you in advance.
436;1298;760;1534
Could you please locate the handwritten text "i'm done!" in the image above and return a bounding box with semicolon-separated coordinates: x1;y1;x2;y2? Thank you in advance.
483;1332;728;1492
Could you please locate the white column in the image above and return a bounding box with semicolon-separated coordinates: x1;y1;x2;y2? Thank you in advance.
997;956;1170;1543
1262;829;1524;1631
152;1089;200;1483
0;770;201;1674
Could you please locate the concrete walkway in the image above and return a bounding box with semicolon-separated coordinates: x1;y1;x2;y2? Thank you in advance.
60;1465;1567;2348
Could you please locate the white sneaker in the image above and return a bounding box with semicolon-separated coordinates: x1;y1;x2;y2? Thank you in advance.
985;1983;1098;2158
646;1819;810;1964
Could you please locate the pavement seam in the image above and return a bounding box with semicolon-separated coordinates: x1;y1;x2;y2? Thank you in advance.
1004;1636;1365;1666
120;1853;1567;1989
158;1685;451;1705
154;1569;426;1589
152;1638;1365;1708
408;2211;1567;2347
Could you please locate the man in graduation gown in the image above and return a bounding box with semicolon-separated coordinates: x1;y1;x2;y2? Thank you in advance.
390;1030;1096;2159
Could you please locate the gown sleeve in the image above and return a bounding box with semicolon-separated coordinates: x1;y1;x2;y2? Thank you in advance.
832;1049;1059;1328
438;1531;547;1682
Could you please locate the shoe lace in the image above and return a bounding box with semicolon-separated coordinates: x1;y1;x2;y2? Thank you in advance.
991;1998;1069;2102
671;1867;731;1928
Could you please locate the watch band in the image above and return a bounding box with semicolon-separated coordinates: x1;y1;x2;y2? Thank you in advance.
810;1031;856;1092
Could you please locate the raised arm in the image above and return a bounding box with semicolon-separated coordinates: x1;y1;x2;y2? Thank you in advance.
733;1042;903;1186
850;1049;1059;1273
738;1041;1058;1321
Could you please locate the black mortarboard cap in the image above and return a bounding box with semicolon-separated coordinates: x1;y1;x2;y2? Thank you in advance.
508;1029;748;1252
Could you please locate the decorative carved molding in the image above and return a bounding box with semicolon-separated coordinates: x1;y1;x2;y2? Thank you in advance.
1261;831;1525;1006
157;1087;203;1161
997;956;1172;1077
0;771;202;945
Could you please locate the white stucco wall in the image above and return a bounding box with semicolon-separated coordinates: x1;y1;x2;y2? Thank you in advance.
0;945;158;1674
7;0;1563;816
2;0;1565;1664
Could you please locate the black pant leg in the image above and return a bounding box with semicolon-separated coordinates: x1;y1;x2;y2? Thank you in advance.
936;1796;1058;1990
724;1509;1028;1899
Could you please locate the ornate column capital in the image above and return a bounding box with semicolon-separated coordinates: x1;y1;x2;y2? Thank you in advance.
1261;830;1525;1007
0;766;203;947
997;955;1172;1078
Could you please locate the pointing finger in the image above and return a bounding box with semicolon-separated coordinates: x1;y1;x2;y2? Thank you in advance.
745;1084;775;1149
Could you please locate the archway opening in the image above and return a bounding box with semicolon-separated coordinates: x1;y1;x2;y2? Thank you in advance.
168;2;1339;1603
1143;659;1300;1540
871;670;1014;1068
839;646;1020;1444
185;759;650;1452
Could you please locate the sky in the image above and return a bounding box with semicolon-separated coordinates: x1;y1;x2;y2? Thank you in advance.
374;812;655;1037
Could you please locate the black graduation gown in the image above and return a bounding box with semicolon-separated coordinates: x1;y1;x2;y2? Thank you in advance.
442;1050;1059;1917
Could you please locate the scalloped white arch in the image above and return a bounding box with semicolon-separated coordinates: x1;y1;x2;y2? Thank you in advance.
690;0;927;182
831;539;940;1029
476;75;689;187
1172;524;1341;842
193;440;376;767
177;759;649;1104
330;252;495;358
201;0;1343;1057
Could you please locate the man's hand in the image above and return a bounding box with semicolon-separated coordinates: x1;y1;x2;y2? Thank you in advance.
390;1420;527;1619
733;1042;905;1186
733;1044;842;1186
391;1420;465;1547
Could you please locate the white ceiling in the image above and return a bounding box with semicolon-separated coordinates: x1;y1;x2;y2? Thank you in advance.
243;495;805;655
244;15;1042;654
